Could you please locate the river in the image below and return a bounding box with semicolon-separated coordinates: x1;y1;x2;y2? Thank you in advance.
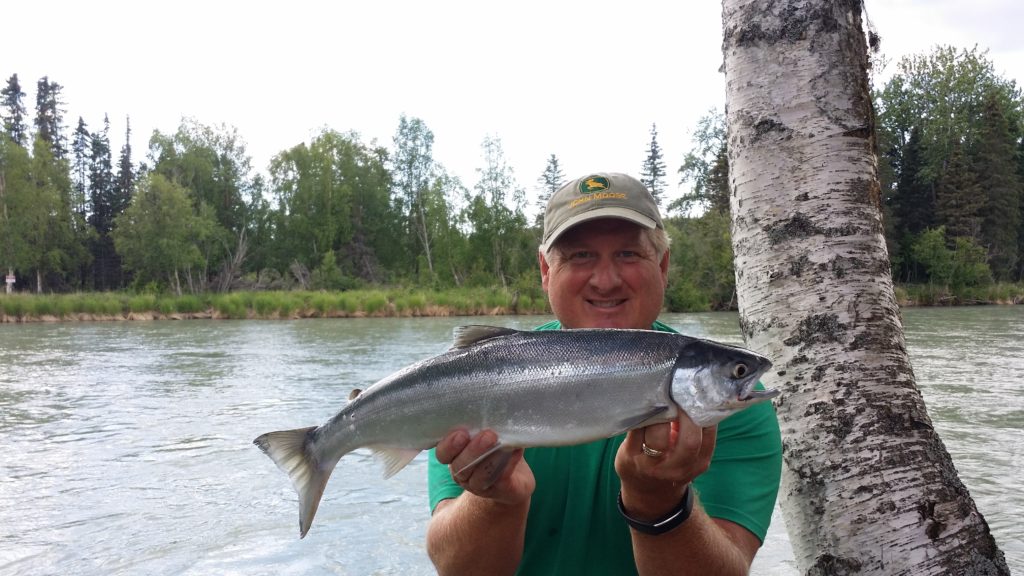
0;307;1020;575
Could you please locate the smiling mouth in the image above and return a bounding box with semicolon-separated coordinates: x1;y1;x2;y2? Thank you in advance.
588;299;625;309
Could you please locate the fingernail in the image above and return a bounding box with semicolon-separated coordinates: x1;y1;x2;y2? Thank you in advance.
453;431;470;451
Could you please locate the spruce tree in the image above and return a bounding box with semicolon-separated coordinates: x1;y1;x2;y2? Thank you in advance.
71;117;90;218
537;153;564;207
1018;138;1024;281
34;77;66;159
113;116;134;216
890;125;934;281
892;126;934;235
971;90;1021;280
935;140;983;244
88;115;118;289
88;115;114;234
640;123;667;206
1;74;28;146
675;109;729;215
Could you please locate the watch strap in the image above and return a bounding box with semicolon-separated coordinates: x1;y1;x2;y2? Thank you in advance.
617;485;693;535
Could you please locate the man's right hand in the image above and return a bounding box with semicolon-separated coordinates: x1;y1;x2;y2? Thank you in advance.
428;429;535;575
434;428;536;507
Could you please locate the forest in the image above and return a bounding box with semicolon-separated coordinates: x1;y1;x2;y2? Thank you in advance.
1;45;1022;313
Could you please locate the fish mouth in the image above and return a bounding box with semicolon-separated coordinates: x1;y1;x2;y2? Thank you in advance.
736;364;779;403
738;385;781;403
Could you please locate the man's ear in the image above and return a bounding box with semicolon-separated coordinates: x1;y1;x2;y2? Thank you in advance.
539;251;551;292
659;250;670;285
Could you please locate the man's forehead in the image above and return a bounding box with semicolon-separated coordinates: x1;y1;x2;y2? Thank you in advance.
555;219;648;246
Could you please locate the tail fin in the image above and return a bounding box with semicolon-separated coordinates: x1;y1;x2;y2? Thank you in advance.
254;427;335;538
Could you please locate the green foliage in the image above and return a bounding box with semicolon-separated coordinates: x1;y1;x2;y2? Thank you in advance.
877;45;1024;283
640;123;668;207
665;282;711;313
212;293;248;319
112;173;217;293
464;136;532;288
128;294;157;313
897;282;1024;306
1;74;29;146
392;115;439;279
362;292;388;315
974;89;1022;280
673;108;729;216
34;77;66;159
1;136;86;292
910;227;992;288
310;251;345;290
536;153;565;209
665;212;736;311
270;129;398;284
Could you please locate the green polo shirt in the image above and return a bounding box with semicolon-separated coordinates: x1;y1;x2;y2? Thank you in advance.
427;320;782;576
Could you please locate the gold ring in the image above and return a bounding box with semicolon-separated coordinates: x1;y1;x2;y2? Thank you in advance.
641;442;664;458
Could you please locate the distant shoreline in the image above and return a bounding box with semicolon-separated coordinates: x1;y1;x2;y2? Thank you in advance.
0;289;550;324
1;285;1020;323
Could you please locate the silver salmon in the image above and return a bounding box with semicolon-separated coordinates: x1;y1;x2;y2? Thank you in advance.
254;325;777;537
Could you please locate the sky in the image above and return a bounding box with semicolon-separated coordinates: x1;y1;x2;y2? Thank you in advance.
5;0;1024;216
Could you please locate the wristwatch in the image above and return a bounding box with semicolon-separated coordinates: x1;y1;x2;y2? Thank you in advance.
617;485;694;535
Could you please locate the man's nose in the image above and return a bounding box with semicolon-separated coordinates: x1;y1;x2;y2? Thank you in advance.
589;257;622;291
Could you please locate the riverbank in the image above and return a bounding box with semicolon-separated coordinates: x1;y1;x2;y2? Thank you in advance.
0;288;550;323
894;283;1024;306
1;283;1021;323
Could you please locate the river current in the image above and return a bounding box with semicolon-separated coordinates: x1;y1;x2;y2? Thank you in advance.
0;307;1020;575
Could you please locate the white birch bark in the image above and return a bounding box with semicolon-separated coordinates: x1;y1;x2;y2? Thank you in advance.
721;1;1009;574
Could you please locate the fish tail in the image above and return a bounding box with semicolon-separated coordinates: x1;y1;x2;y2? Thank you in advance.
254;426;334;538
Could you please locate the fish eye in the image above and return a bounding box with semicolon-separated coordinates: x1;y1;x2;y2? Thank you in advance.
731;363;749;379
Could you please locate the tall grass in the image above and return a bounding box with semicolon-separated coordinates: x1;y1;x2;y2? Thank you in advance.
898;282;1024;306
0;286;552;321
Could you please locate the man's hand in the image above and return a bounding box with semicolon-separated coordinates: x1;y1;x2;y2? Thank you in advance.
434;428;536;506
615;412;716;520
428;429;535;576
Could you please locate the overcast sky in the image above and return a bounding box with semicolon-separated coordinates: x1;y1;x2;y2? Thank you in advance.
6;0;1024;215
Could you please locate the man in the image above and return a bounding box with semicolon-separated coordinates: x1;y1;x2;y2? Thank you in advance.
426;172;782;575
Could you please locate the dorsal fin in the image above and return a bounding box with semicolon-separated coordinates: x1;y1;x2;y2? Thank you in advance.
347;388;362;402
451;325;520;349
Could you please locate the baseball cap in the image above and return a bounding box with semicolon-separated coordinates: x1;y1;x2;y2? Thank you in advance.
541;172;664;252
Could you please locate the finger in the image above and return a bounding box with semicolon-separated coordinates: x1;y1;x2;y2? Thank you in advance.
452;429;499;481
670;412;703;457
482;449;515;487
698;425;717;463
622;427;645;456
434;428;470;465
642;421;672;454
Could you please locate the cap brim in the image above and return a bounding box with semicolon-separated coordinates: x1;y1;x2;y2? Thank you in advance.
541;207;658;253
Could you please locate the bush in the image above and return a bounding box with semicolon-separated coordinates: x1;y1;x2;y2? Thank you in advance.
362;292;388;315
911;227;992;288
665;281;711;313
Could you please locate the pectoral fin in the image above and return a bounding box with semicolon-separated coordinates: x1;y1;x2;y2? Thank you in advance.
613;405;672;435
454;441;506;477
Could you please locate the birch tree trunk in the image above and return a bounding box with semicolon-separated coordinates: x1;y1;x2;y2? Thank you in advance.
721;1;1009;574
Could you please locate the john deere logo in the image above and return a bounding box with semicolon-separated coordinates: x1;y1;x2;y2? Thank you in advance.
579;176;610;194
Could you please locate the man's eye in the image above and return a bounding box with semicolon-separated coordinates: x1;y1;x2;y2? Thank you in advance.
568;251;593;260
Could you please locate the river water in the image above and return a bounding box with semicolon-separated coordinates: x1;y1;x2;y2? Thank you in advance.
0;307;1020;575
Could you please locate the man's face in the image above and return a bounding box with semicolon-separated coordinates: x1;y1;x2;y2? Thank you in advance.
540;218;669;330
